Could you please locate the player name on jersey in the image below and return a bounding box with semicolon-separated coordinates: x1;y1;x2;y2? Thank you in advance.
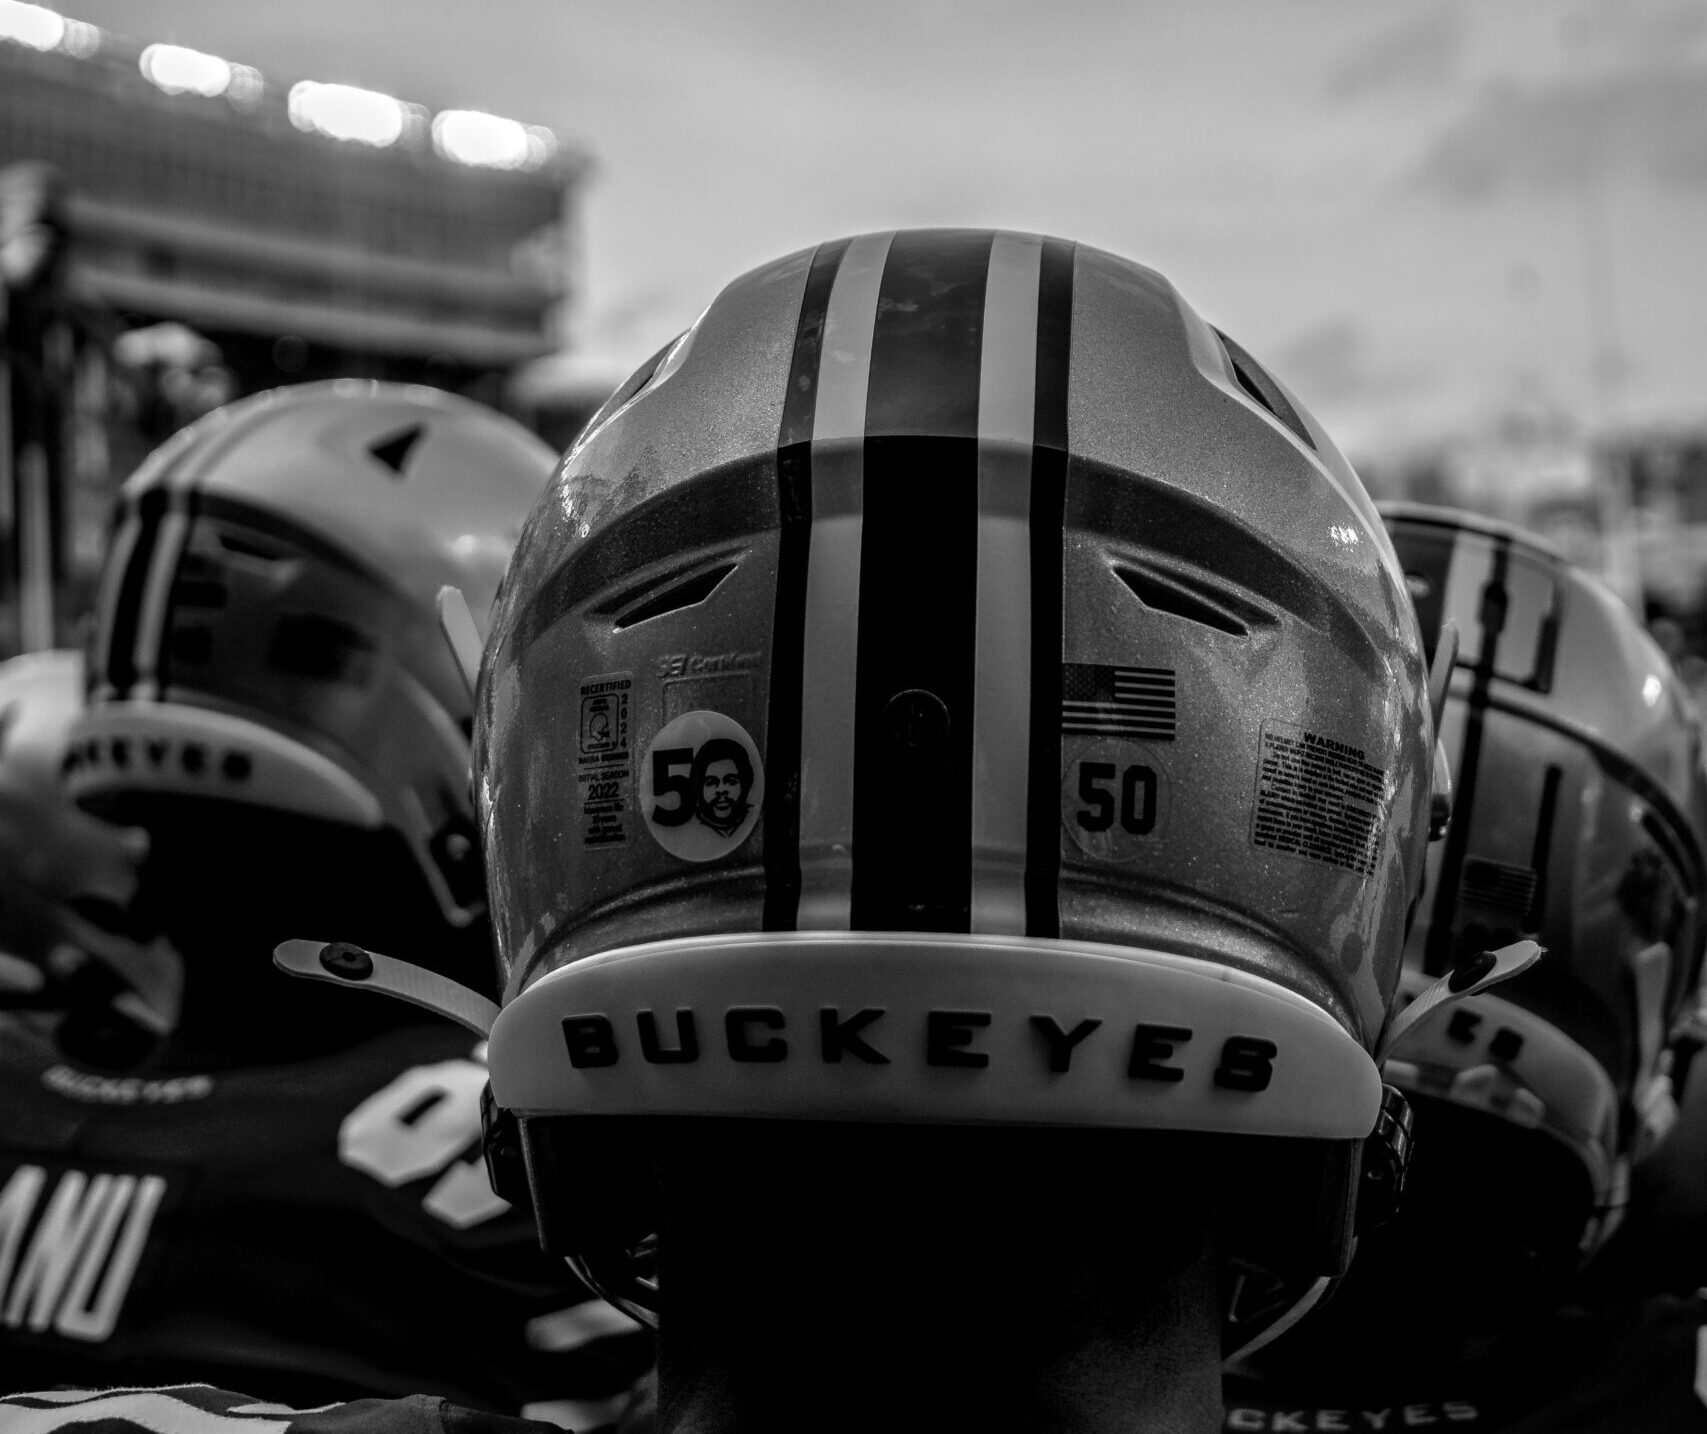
0;1161;167;1342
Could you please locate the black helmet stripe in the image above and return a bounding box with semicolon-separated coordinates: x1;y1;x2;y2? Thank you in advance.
849;229;993;931
1527;761;1563;929
92;489;161;701
1023;237;1074;940
97;402;263;702
766;231;1075;935
763;235;853;931
793;231;892;929
130;487;196;701
1423;532;1511;976
97;482;197;704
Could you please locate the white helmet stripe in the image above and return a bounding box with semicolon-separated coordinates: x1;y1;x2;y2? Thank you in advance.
971;232;1044;935
89;508;144;703
794;230;892;930
763;232;1076;937
129;495;194;702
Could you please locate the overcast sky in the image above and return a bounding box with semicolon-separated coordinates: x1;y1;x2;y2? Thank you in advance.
61;0;1707;458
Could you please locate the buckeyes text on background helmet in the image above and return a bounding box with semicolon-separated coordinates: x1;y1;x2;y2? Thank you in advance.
1381;503;1707;1271
472;230;1438;1348
0;650;151;987
0;650;188;1066
65;381;555;997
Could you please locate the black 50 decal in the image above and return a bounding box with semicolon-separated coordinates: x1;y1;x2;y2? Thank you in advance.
648;748;697;827
1075;760;1157;835
1064;746;1169;862
641;711;765;861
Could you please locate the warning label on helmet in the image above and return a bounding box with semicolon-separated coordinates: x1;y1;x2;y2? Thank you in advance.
1251;721;1389;877
577;673;632;848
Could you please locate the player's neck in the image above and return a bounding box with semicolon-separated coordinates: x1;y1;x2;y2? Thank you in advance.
658;1294;1222;1434
652;1124;1226;1434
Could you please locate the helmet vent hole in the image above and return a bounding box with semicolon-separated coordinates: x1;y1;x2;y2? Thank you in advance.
265;613;377;685
611;563;738;631
171;554;227;610
616;349;670;408
1114;562;1262;639
368;423;426;476
213;530;292;566
1213;329;1315;452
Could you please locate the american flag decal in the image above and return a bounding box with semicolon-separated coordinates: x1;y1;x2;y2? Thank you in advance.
1060;663;1176;739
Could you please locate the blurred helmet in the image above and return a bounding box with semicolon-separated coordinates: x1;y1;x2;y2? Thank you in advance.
64;381;555;989
1381;503;1707;1267
0;650;143;975
476;231;1435;1341
0;650;184;1061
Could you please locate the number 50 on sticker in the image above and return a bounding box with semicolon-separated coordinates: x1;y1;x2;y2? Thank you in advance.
641;710;766;862
1063;743;1169;863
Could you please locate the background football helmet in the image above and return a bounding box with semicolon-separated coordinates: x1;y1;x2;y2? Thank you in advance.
0;649;184;1059
0;649;144;974
473;230;1436;1345
1381;502;1707;1272
65;381;555;1020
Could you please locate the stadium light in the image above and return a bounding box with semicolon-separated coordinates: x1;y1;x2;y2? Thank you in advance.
226;63;263;109
523;126;556;169
59;17;97;55
433;110;527;169
288;80;408;147
0;0;64;51
431;110;557;171
140;42;233;97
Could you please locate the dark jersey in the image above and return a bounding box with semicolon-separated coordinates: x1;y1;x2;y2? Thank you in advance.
1224;1293;1707;1432
0;1012;650;1426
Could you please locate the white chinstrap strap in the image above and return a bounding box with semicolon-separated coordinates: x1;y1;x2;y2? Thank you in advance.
436;586;483;701
1375;939;1543;1063
273;939;498;1037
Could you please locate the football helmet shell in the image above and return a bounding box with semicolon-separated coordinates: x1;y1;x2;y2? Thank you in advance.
65;381;556;932
1381;502;1707;1257
0;650;144;971
476;231;1434;1306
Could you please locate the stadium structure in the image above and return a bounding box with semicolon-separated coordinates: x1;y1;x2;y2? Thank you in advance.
0;3;587;652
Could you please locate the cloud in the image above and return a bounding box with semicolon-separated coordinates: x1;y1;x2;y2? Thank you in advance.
1321;9;1464;102
1559;1;1707;68
1410;61;1707;198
